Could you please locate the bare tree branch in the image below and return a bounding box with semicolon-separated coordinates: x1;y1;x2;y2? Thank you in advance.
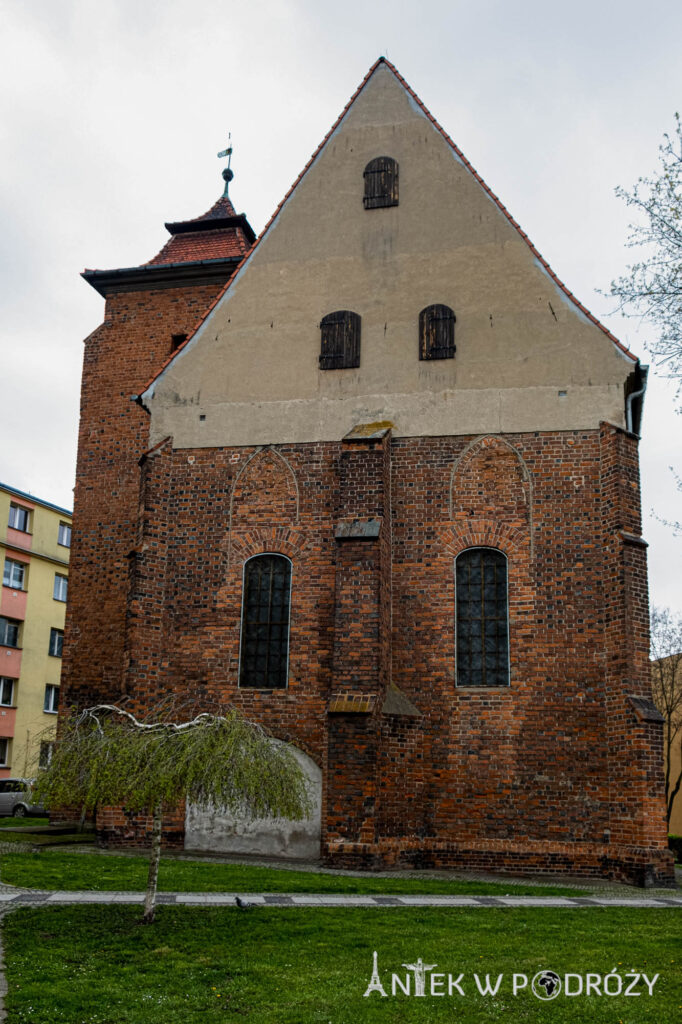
606;113;682;386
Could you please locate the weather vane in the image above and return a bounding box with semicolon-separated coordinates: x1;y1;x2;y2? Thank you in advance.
217;133;234;196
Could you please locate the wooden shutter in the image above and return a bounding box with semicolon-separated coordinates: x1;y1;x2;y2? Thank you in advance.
363;157;399;209
419;304;456;360
319;311;361;369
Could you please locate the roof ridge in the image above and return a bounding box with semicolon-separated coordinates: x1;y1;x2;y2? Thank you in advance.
139;58;634;400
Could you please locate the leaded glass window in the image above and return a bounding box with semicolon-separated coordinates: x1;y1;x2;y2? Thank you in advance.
239;555;291;689
455;548;509;687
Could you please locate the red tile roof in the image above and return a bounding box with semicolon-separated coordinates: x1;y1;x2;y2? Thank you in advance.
166;194;238;226
141;58;636;398
147;228;250;266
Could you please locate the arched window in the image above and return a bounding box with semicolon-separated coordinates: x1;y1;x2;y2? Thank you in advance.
239;554;292;689
363;156;399;209
419;304;456;360
455;548;509;687
319;310;361;370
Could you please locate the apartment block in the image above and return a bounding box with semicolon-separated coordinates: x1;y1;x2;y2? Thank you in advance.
0;482;71;779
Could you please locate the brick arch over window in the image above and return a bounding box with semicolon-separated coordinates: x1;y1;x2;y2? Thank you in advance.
449;435;533;557
225;446;299;570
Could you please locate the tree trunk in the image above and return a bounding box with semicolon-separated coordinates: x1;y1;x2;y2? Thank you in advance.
142;802;163;924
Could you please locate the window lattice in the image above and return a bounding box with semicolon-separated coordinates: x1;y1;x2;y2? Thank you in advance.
239;555;291;689
456;548;509;687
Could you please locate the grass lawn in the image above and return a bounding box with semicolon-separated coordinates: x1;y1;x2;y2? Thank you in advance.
0;832;95;848
2;905;681;1023
0;817;50;828
0;850;587;896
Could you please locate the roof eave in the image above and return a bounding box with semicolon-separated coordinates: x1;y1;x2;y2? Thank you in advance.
82;256;243;297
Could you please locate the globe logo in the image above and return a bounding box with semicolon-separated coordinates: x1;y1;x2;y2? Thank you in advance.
531;970;561;1000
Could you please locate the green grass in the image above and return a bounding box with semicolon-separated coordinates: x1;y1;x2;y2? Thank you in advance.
0;850;587;896
0;817;50;828
2;906;681;1023
0;831;94;847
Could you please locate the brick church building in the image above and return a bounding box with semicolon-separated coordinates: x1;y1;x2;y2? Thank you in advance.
62;59;673;885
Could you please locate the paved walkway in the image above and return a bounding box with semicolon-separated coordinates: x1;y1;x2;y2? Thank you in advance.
1;888;681;908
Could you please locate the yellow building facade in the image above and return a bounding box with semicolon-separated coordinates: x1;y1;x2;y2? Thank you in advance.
0;483;71;780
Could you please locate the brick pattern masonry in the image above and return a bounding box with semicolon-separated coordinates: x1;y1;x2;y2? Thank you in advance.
61;276;674;888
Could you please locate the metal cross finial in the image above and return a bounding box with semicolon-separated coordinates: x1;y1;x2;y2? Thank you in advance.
218;134;234;196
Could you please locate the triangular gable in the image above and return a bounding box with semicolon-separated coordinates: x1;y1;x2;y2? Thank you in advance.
139;57;634;405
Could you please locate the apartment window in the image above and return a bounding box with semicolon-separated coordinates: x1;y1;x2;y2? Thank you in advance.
363;156;399;209
3;559;26;590
419;304;456;360
319;310;361;370
0;618;20;649
0;738;9;766
8;504;30;532
58;522;71;547
48;628;64;658
0;678;14;706
53;574;68;602
39;740;55;768
239;554;292;689
44;684;59;713
455;548;509;687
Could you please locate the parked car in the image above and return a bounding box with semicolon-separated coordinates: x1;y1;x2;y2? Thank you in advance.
0;778;46;817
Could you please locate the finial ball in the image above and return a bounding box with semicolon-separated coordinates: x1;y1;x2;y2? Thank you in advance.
222;167;234;183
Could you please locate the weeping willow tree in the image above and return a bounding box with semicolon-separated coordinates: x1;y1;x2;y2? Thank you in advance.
33;701;311;923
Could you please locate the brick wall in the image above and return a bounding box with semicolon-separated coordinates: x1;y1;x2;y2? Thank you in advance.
104;428;673;885
60;275;673;885
61;281;230;711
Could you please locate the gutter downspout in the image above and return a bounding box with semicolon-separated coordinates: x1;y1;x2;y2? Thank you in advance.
625;364;648;436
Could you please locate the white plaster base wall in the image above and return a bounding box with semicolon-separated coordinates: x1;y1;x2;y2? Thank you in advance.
184;747;322;860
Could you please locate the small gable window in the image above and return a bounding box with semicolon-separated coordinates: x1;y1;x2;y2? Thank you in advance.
455;548;509;688
363;156;399;209
319;311;361;370
419;304;456;361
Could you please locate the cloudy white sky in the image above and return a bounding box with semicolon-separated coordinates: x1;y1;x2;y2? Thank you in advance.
0;0;680;615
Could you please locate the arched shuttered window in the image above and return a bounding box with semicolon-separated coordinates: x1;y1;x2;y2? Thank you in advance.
455;548;509;687
363;156;399;209
419;304;456;360
239;554;292;689
319;310;361;370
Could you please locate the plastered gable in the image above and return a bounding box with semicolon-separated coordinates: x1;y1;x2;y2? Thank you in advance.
145;62;636;449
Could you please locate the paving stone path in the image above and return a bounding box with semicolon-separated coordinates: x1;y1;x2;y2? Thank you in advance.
1;888;681;908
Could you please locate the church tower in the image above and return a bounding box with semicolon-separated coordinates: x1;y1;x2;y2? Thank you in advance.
62;168;255;709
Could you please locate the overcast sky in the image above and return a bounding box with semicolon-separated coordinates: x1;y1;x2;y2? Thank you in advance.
1;0;680;616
